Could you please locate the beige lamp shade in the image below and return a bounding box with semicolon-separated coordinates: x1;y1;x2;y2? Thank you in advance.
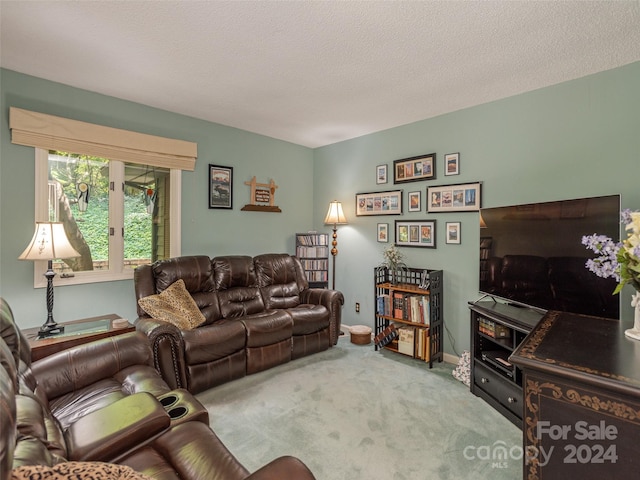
324;201;348;225
19;222;81;261
479;212;487;229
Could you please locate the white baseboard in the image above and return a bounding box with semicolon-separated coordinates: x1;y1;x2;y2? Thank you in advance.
443;352;459;365
340;324;352;334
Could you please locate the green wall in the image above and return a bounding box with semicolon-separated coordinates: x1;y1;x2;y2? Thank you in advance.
313;62;640;356
2;63;638;357
0;69;314;328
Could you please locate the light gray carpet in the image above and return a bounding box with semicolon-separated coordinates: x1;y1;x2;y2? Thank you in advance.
196;337;521;479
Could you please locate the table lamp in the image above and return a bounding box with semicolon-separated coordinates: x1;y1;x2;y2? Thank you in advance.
324;200;348;290
19;222;81;336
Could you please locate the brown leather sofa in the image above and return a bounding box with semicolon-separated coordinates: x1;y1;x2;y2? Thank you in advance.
0;298;316;480
134;253;344;394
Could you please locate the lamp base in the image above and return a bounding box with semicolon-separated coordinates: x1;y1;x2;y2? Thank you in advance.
38;323;64;338
38;260;64;338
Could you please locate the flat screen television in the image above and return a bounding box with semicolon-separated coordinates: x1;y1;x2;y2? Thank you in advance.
479;194;620;319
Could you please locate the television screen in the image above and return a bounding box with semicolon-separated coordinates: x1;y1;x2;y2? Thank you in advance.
479;195;620;319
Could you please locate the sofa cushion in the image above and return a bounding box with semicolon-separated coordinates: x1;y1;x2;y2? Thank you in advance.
1;365;16;477
261;282;301;309
47;382;127;431
181;320;247;364
152;256;215;294
0;338;17;391
189;291;222;326
119;422;251;480
217;287;265;318
15;392;66;461
11;462;154;480
286;304;330;335
212;256;258;290
0;299;31;374
213;256;265;318
254;254;302;309
138;280;206;330
242;311;293;348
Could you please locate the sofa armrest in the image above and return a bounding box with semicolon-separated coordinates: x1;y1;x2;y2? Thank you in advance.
65;392;170;462
31;332;153;399
134;317;188;390
245;456;316;480
299;288;344;345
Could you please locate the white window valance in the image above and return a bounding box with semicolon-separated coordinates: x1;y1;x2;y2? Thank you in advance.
9;107;197;171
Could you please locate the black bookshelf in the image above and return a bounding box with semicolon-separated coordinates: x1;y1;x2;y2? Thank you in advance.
374;266;443;367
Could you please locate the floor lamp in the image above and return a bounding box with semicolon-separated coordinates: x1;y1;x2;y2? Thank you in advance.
19;222;81;337
324;200;347;290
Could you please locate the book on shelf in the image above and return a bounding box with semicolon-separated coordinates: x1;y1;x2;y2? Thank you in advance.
410;295;430;326
301;259;328;271
296;234;329;246
385;292;430;324
374;324;398;348
393;292;404;319
376;294;390;316
296;246;329;258
305;270;328;282
478;318;510;339
420;328;430;361
397;326;415;356
395;325;431;361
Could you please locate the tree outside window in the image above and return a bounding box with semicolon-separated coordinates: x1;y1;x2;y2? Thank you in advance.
45;151;171;277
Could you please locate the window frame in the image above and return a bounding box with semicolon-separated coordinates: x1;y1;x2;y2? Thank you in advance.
33;148;182;288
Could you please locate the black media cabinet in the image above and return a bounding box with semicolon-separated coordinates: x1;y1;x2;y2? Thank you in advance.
469;299;543;428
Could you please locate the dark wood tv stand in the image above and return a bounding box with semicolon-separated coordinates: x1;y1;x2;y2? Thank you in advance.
511;310;640;478
469;298;544;428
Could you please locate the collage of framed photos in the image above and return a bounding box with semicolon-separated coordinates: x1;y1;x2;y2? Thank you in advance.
362;152;481;247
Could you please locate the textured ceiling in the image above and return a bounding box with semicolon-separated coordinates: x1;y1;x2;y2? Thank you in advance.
1;1;640;148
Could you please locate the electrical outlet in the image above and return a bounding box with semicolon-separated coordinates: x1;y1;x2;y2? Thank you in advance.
355;302;360;313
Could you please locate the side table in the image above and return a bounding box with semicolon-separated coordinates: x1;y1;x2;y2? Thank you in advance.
23;313;135;361
510;310;640;479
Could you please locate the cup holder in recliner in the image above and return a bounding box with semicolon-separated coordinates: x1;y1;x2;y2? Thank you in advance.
159;394;179;408
167;406;188;420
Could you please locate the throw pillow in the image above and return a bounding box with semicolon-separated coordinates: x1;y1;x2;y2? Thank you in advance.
11;461;154;480
138;279;206;330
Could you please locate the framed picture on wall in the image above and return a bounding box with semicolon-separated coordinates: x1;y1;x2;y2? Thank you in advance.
427;181;481;213
209;164;233;209
408;191;421;212
393;153;436;184
376;164;388;184
446;222;461;244
444;152;460;176
395;220;436;248
377;223;389;242
356;190;403;216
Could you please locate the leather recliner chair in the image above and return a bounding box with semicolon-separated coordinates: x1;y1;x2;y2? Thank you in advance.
0;297;316;480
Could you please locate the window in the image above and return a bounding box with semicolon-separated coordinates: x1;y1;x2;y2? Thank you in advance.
10;107;196;288
35;149;182;286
